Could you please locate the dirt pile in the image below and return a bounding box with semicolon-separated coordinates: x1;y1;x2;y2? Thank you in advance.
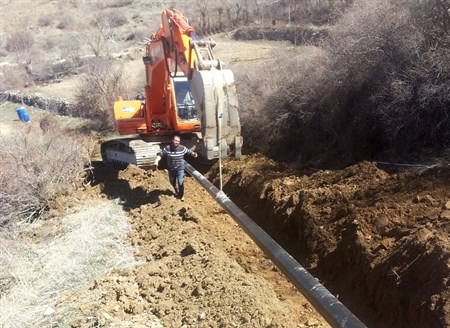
60;164;329;328
209;155;450;327
55;154;450;328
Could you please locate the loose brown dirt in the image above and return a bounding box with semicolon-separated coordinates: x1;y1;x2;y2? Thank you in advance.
57;161;330;328
208;156;450;328
57;155;450;328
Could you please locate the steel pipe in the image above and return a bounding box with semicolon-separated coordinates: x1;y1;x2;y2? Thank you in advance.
185;162;367;328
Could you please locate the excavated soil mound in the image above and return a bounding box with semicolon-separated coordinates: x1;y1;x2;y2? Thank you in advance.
60;155;450;327
59;163;329;328
209;155;450;328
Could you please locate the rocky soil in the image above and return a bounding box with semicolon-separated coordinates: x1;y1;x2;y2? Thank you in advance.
209;156;450;328
54;154;450;328
56;162;330;328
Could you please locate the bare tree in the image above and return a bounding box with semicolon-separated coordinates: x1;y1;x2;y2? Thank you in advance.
60;33;83;68
75;58;128;129
85;10;127;57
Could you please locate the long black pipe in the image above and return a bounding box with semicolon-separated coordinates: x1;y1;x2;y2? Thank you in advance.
185;162;367;328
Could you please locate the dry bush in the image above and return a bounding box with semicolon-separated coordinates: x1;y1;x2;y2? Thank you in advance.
84;10;128;56
106;0;134;8
31;59;74;82
74;58;128;130
255;0;450;166
37;15;53;27
91;0;133;9
124;26;148;42
236;45;328;156
4;30;37;85
0;122;90;222
91;9;128;29
0;66;30;89
5;30;34;55
56;14;74;30
184;0;352;35
5;30;34;66
60;33;83;68
42;38;56;50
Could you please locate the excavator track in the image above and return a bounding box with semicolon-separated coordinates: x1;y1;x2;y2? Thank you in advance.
101;139;161;168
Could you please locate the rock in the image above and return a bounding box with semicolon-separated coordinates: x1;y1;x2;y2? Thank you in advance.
412;194;437;206
103;312;113;321
305;318;319;327
440;210;450;220
417;228;433;240
132;302;145;314
241;313;251;323
180;244;196;257
43;307;55;316
380;238;395;249
444;200;450;210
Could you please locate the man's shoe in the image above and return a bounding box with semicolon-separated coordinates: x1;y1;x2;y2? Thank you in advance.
180;196;185;201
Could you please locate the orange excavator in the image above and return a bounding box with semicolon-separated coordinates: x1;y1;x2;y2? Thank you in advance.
101;9;242;167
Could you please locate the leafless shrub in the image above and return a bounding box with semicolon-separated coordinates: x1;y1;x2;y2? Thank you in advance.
91;10;128;28
105;0;134;8
124;26;147;42
56;15;74;29
42;38;56;51
38;113;59;134
4;30;37;85
237;45;328;155
60;33;83;68
69;0;79;8
74;58;128;130
254;0;450;166
0;122;90;222
183;0;351;35
5;30;34;65
37;15;52;27
131;13;143;23
0;66;30;89
84;10;127;56
30;60;55;82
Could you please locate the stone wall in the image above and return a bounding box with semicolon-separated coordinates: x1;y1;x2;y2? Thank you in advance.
2;90;75;115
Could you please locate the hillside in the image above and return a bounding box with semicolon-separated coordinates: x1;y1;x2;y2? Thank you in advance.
2;1;450;328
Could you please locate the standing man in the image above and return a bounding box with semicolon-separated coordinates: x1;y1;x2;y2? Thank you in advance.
156;135;197;201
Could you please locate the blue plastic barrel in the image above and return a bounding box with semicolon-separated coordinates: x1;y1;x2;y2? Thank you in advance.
23;112;30;122
16;107;26;121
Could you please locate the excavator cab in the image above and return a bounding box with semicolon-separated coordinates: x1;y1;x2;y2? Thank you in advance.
174;76;198;121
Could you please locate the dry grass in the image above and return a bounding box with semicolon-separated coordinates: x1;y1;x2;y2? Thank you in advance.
0;119;91;221
0;200;138;328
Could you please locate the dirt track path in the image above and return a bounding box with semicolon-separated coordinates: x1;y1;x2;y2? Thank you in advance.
62;163;330;327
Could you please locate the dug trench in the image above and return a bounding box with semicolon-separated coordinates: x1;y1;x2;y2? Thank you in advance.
67;154;450;327
206;155;450;328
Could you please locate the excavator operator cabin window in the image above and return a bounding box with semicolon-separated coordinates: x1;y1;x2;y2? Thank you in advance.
174;77;198;121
